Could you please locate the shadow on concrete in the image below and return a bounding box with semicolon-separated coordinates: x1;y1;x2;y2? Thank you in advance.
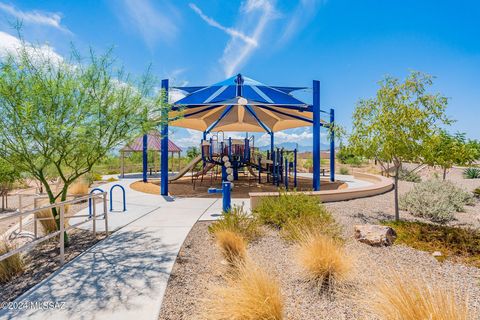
1;228;178;319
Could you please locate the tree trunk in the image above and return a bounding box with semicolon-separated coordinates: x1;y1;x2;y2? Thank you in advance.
443;167;447;181
39;176;70;246
394;166;400;221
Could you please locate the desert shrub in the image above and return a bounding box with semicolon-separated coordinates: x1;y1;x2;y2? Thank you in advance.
397;168;421;183
463;167;480;179
208;205;259;241
213;230;247;265
474;187;480;198
281;212;342;242
252;192;329;229
207;260;284;320
339;167;349;175
68;180;89;197
0;240;25;283
296;233;351;288
344;156;363;167
106;177;118;182
382;221;480;267
367;269;472;320
399;179;475;223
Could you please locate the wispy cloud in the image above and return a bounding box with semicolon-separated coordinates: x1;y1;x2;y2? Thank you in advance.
278;0;325;45
189;3;257;46
190;0;278;77
0;2;71;33
118;0;180;48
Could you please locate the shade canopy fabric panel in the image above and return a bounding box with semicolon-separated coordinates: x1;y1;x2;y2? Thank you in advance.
121;130;182;152
169;74;323;133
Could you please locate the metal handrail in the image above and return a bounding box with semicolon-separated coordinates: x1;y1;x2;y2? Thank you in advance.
0;192;109;266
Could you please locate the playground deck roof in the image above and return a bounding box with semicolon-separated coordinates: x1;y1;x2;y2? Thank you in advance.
169;74;326;133
121;131;182;153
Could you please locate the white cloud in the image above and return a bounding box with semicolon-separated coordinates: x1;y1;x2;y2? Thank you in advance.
278;0;325;45
0;31;63;63
0;2;71;33
190;0;277;77
189;3;257;46
118;0;179;48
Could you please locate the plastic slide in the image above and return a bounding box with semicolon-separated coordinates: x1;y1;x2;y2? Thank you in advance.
168;155;202;181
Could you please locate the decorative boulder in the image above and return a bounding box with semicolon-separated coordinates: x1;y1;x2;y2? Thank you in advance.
354;225;397;247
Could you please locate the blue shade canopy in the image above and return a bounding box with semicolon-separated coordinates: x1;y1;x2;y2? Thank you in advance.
169;74;325;133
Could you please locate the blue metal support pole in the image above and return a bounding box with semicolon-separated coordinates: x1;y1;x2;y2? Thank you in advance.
330;108;335;182
270;132;274;158
203;131;207;140
142;134;148;182
222;181;231;212
160;79;169;196
294;148;297;188
312;80;321;191
258;156;262;183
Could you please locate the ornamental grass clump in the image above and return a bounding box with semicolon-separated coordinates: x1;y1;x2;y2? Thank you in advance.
296;233;352;289
68;180;89;197
400;179;474;223
367;269;472;320
0;240;25;283
36;201;70;234
281;212;342;242
398;168;421;183
252;191;329;228
206;260;284;320
213;230;247;266
208;205;259;241
463;167;480;179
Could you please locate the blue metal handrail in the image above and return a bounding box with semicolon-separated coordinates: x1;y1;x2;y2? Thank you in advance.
88;188;105;218
109;184;126;212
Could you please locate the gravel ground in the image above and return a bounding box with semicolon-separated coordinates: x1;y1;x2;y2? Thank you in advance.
159;168;480;319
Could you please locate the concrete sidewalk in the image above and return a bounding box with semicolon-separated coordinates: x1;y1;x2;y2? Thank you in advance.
0;180;249;320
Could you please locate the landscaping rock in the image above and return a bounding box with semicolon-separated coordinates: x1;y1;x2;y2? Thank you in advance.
354;224;397;246
432;251;442;257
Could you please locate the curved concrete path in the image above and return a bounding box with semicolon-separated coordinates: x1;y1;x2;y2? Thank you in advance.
0;179;249;320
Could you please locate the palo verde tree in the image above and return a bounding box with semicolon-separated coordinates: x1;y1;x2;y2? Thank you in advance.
0;157;20;211
0;40;158;241
423;131;480;180
349;71;451;221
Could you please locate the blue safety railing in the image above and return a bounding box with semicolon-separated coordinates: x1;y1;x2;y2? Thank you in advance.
109;184;126;212
89;188;105;218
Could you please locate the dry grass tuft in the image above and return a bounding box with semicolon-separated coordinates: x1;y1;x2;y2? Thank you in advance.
296;233;352;289
0;240;25;283
208;205;260;241
36;202;70;234
281;213;342;242
68;180;89;197
367;270;473;320
214;230;247;266
206;260;284;320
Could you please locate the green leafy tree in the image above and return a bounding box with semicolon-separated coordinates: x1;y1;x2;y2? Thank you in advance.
0;157;20;211
0;40;159;242
186;146;200;160
423;131;479;180
349;71;451;221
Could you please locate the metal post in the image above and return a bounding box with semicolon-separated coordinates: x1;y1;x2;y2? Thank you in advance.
222;181;231;212
18;194;23;232
142;134;148;182
330;108;335;182
285;158;289;190
59;205;65;265
161;79;169;196
258;156;262;183
92;197;96;237
312;80;321;191
270;132;274;158
103;193;109;235
294;149;298;188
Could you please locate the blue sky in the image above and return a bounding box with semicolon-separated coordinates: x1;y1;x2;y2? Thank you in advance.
0;0;479;149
